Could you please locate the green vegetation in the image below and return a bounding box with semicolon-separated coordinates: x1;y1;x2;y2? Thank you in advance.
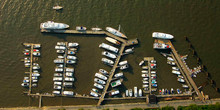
161;106;175;110
177;103;220;110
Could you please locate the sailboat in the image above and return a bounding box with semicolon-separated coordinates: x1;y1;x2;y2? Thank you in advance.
106;25;127;39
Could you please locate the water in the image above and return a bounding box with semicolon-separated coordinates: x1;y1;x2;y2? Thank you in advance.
0;0;219;107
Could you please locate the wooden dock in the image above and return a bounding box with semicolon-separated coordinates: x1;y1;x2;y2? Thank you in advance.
143;57;155;94
28;44;34;94
41;29;106;35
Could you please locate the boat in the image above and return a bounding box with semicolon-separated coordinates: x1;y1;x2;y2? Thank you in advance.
56;64;64;68
141;70;148;74
64;77;74;82
90;91;99;97
32;83;37;87
65;72;73;77
182;84;189;88
54;58;64;64
178;75;184;79
23;80;29;83
125;90;129;97
172;70;181;75
24;52;30;56
134;87;138;97
53;91;61;95
151;74;156;77
171;88;174;94
151;71;156;74
57;42;66;46
53;5;63;10
159;89;162;95
152;84;158;87
177;88;181;94
111;79;123;88
99;69;108;75
172;67;179;71
143;88;149;91
94;83;103;89
138;89;142;97
151;76;157;79
120;64;129;70
105;37;121;45
167;57;174;61
153;43;171;49
142;66;148;70
33;44;41;48
58;56;64;59
54;81;62;85
40;21;69;30
55;46;66;50
55;68;63;72
139;60;145;66
102;51;117;59
125;47;134;54
109;89;120;96
106;27;127;39
151;80;157;84
143;81;149;84
151;88;157;92
143;78;149;81
32;76;38;80
129;89;133;97
142;84;149;88
76;26;87;31
177;78;185;83
67;50;76;55
63;82;73;87
167;61;176;65
141;74;149;78
63;91;74;96
56;50;65;54
24;77;29;80
91;27;102;31
92;88;99;93
66;60;76;64
21;83;29;87
152;32;174;39
53;77;63;81
94;78;106;85
114;72;123;78
67;55;77;60
32;73;40;77
95;73;107;80
119;60;128;66
162;89;165;95
101;58;114;65
66;68;74;72
99;43;119;53
68;43;79;48
165;89;168;94
150;60;157;64
54;85;61;90
69;48;78;52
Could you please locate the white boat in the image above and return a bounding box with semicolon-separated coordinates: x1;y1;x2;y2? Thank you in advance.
119;60;128;66
64;77;74;82
142;84;149;88
53;77;63;81
53;5;63;10
142;81;149;84
40;21;69;30
120;64;129;70
94;78;106;85
54;58;64;63
129;89;133;97
111;79;123;88
151;80;157;84
109;89;120;96
63;91;74;96
32;76;38;80
172;70;181;75
94;83;103;89
151;71;156;74
53;91;61;95
33;52;41;56
101;58;114;65
64;82;73;87
172;67;179;71
139;60;145;66
23;79;29;83
142;74;149;77
56;64;64;68
142;66;148;70
99;43;119;53
143;78;149;81
171;88;174;94
178;75;184;79
167;57;174;61
91;27;102;31
67;50;75;55
54;81;62;85
139;89;142;97
24;77;29;80
102;51;117;59
32;83;37;87
33;44;41;48
68;43;79;48
90;91;99;97
58;56;65;59
114;72;123;78
66;68;74;72
105;37;121;45
21;83;29;87
92;88;99;93
152;32;174;39
141;70;148;74
56;50;65;54
54;85;62;90
55;46;66;50
177;78;185;83
150;60;157;64
153;43;171;49
106;27;127;39
69;48;78;52
65;72;73;77
167;61;176;65
125;90;129;97
134;87;138;97
177;88;181;94
67;55;77;60
32;73;40;77
125;47;134;54
76;26;87;31
95;73;107;80
182;84;189;88
99;69;108;75
66;60;76;64
57;42;66;46
55;68;63;72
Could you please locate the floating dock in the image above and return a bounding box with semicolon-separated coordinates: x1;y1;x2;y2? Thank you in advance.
143;57;155;94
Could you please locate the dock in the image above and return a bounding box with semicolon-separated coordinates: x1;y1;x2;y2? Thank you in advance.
143;57;155;94
28;44;34;94
41;29;106;35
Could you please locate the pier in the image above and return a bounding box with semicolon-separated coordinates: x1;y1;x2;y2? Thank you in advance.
28;44;34;94
143;57;155;94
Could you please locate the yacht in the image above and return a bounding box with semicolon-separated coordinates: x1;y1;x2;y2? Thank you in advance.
105;37;121;45
99;69;108;75
64;82;73;87
101;58;114;65
142;81;149;84
53;5;63;10
55;45;66;50
94;83;103;89
68;43;79;48
91;27;102;31
151;71;156;74
114;72;123;78
153;43;171;49
167;57;174;61
40;21;69;30
65;72;73;77
67;50;76;55
134;87;138;97
102;51;117;59
177;78;185;83
125;47;134;54
111;79;123;88
172;70;181;75
54;81;62;85
109;89;120;96
64;77;74;82
66;68;74;72
63;91;74;96
76;26;87;31
66;60;76;64
139;89;142;97
125;90;129;97
56;50;65;54
172;67;179;71
53;77;63;81
141;70;148;74
167;61;176;65
119;60;128;66
142;84;149;88
99;43;119;53
90;91;99;97
142;74;149;78
129;89;133;97
32;73;40;77
53;91;61;95
57;42;66;46
139;60;145;66
21;83;29;87
92;88;99;93
120;64;129;70
94;78;106;85
106;27;127;39
95;73;107;80
182;84;189;88
55;68;63;72
152;32;174;39
54;58;64;64
54;85;62;90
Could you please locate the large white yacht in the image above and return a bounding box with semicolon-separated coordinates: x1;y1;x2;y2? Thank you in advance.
106;27;127;39
152;32;174;39
40;21;69;30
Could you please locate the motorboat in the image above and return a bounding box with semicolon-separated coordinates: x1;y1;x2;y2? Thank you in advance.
178;75;184;79
90;91;99;97
125;90;129;97
101;58;114;65
142;74;149;78
54;58;64;63
162;89;165;95
40;21;69;30
142;84;149;88
76;26;87;31
57;42;66;46
141;70;148;74
53;91;61;95
151;74;156;77
151;71;156;74
150;60;157;64
32;73;40;77
167;61;176;65
120;64;129;70
66;60;76;64
125;47;134;54
172;67;179;71
58;56;65;59
94;83;103;89
55;68;63;72
152;32;174;39
67;55;77;60
23;79;29;83
24;60;30;63
171;88;174;94
138;89;142;97
21;83;29;87
119;60;128;66
32;76;38;80
152;84;157;87
177;88;181;94
54;81;62;85
65;72;73;77
102;51;117;59
167;57;174;61
143;88;149;91
56;64;64;68
63;91;74;96
99;43;119;53
32;83;37;87
69;48;78;52
106;27;127;39
143;78;148;81
66;68;74;72
68;43;79;48
92;88;99;93
64;77;74;82
53;77;63;81
182;84;189;88
153;43;171;49
91;27;102;31
105;37;121;45
54;85;62;90
111;79;123;88
142;66;148;70
134;87;138;97
53;5;63;10
109;89;120;96
99;69;108;75
24;77;29;80
151;80;157;84
139;60;145;66
114;72;123;78
94;78;106;85
172;70;181;75
129;89;133;97
24;52;30;56
177;78;185;83
33;44;41;48
55;45;66;50
95;73;107;80
56;50;65;54
64;82;73;87
24;49;29;52
67;50;76;55
151;76;157;79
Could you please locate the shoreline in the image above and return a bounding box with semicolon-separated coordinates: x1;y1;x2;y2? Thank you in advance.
1;98;220;110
